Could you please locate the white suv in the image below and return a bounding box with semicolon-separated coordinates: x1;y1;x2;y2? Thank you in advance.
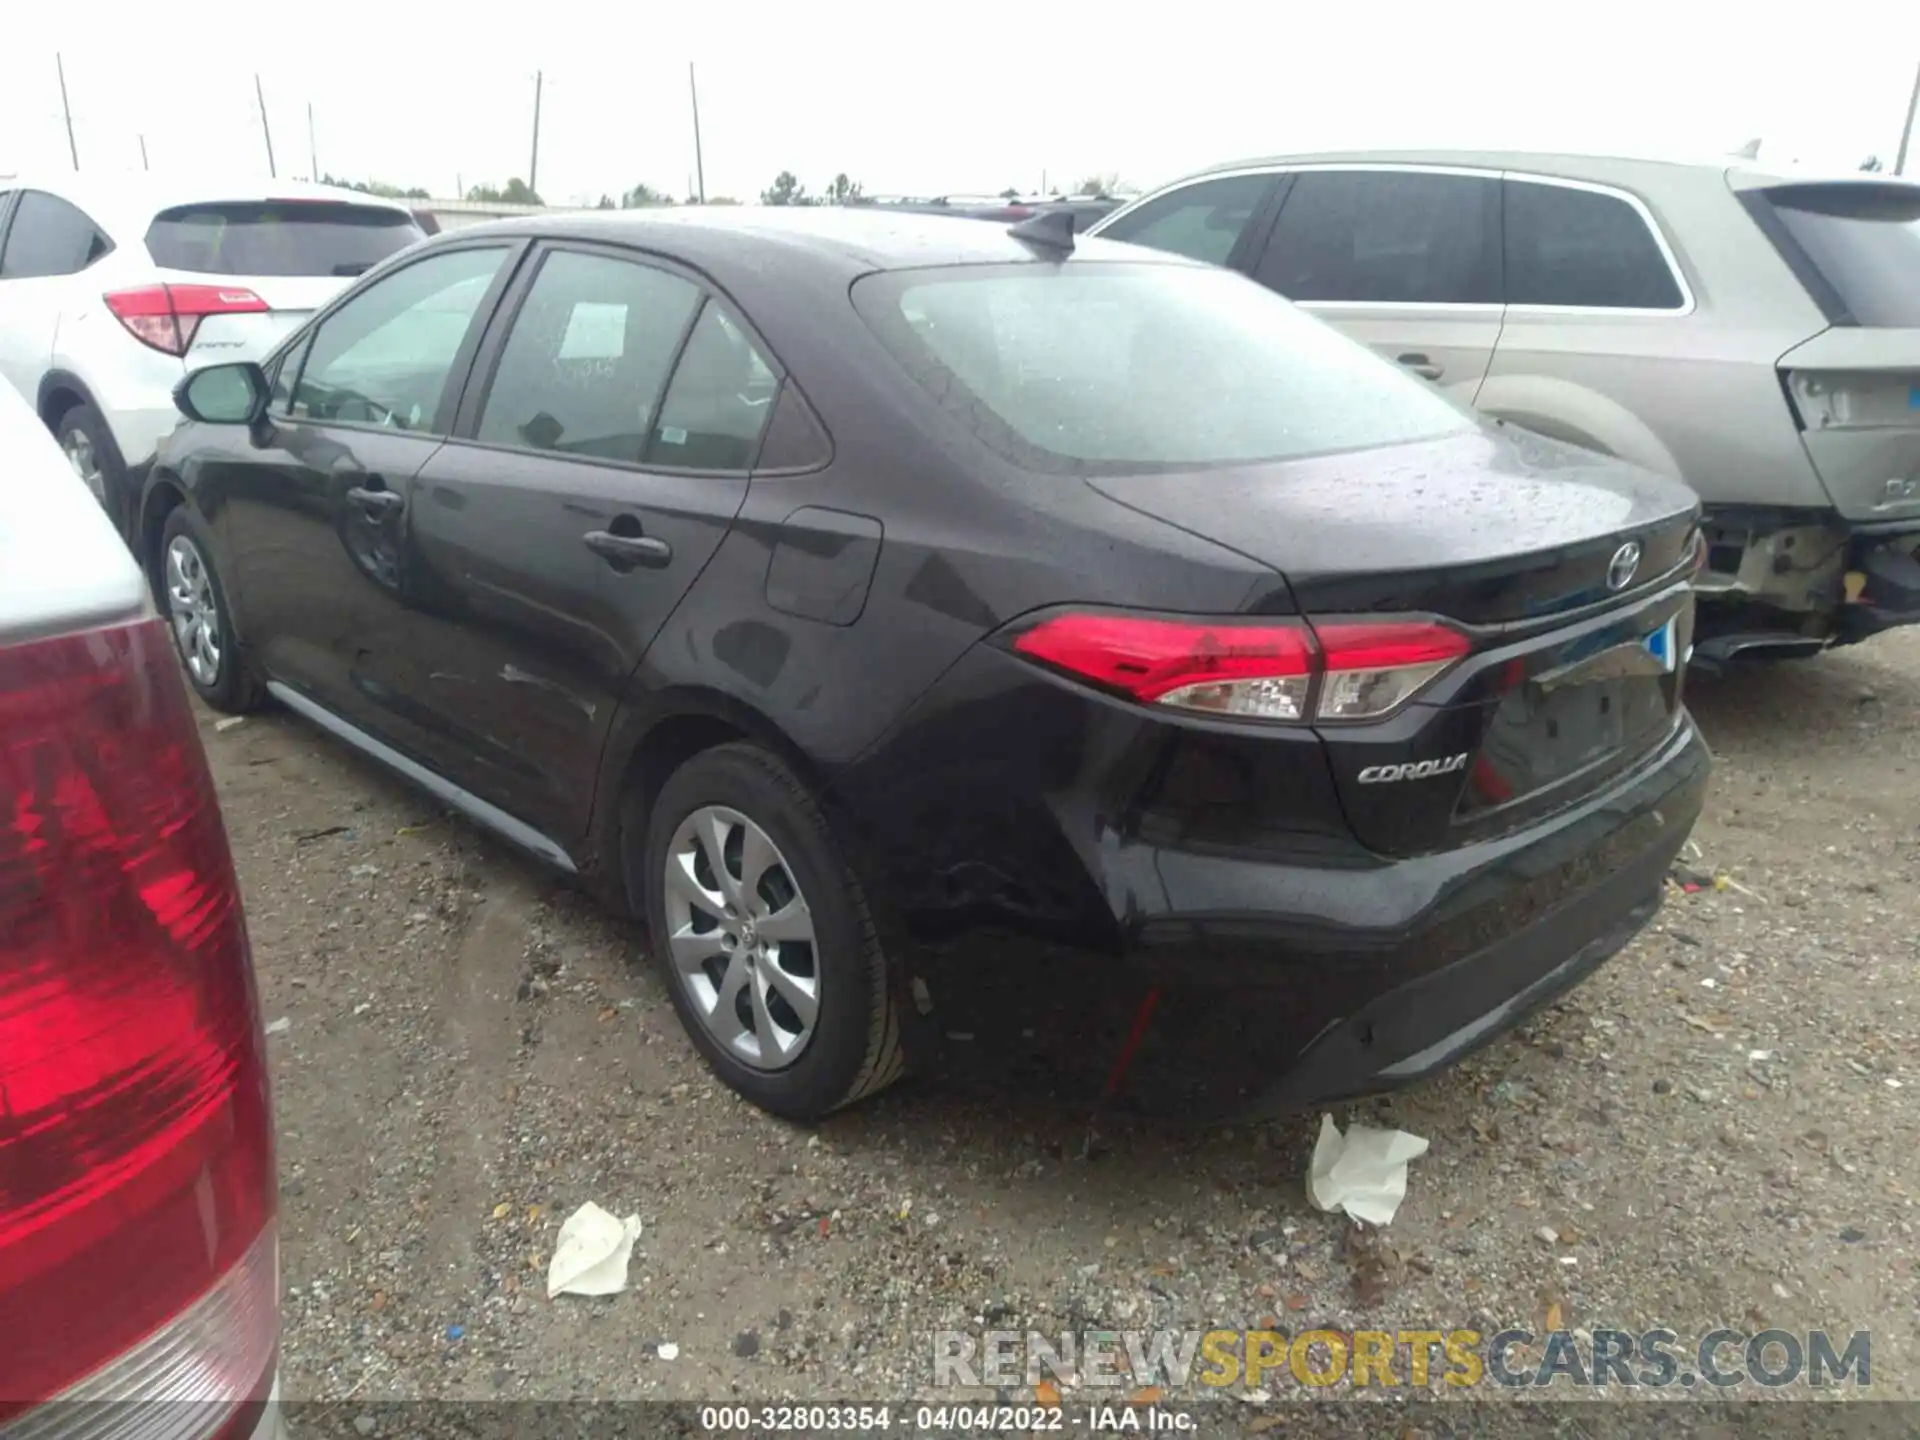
0;173;427;542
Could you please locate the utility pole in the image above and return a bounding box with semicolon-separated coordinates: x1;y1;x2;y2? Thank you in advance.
529;70;543;194
56;53;78;169
1897;60;1920;176
689;63;706;203
255;74;277;178
308;102;318;181
139;134;149;170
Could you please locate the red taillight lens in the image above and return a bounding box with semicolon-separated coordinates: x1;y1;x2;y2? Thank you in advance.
1009;611;1467;723
0;619;276;1415
104;285;269;357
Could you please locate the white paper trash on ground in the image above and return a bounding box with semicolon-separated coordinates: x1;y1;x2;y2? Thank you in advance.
1307;1114;1430;1226
547;1202;643;1298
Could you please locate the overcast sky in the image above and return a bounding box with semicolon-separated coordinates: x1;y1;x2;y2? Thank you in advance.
4;4;1917;205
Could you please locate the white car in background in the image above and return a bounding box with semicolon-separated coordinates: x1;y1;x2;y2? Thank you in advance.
0;174;427;541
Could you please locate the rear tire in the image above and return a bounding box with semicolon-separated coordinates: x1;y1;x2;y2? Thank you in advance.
641;742;905;1121
158;507;265;715
55;403;133;540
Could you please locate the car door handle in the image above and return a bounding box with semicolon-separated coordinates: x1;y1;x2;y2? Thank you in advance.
346;485;404;515
1396;353;1445;381
583;529;673;568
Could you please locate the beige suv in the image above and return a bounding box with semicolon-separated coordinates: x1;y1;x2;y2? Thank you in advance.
1090;150;1920;667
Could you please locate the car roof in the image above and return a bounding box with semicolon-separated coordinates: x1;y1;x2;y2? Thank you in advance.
1162;147;1870;189
0;385;147;645
448;205;1191;286
2;171;415;236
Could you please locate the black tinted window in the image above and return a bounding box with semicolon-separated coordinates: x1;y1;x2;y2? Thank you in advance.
1760;184;1920;328
1095;174;1272;266
1504;180;1684;309
1255;170;1501;305
1;191;112;279
146;202;424;278
477;250;702;464
647;303;778;470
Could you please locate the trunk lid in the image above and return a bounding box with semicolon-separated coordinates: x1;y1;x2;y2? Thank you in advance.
1086;427;1699;624
1089;427;1701;855
1776;326;1920;523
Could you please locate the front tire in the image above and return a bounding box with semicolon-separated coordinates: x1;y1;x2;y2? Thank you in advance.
158;507;264;714
641;742;905;1121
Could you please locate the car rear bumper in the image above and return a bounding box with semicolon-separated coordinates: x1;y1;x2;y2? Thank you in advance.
1110;717;1709;1117
837;630;1710;1114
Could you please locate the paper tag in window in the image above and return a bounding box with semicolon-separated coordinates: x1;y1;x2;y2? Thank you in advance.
659;425;688;446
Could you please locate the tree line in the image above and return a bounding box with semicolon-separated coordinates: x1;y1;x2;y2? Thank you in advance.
316;169;1130;210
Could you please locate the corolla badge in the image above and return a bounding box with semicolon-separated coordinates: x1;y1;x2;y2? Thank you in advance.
1606;541;1643;591
1358;753;1469;784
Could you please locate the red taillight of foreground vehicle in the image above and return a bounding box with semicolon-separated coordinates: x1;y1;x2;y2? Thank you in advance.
1010;611;1470;723
104;284;269;357
0;618;277;1420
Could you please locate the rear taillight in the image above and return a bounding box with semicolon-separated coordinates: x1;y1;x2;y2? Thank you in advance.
103;285;269;357
1009;612;1469;723
0;619;276;1419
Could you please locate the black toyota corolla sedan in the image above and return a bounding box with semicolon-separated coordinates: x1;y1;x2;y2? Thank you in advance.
142;206;1710;1121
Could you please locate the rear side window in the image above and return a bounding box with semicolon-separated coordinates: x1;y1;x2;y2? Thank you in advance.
0;191;113;279
853;262;1475;476
476;250;702;465
647;303;779;471
1094;174;1273;266
1503;180;1684;310
146;202;425;278
1254;170;1501;305
1753;183;1920;328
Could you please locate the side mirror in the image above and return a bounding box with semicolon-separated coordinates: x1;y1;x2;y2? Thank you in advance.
174;362;269;426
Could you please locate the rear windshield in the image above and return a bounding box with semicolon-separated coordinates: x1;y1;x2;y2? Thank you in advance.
1757;183;1920;328
146;201;426;278
850;262;1474;475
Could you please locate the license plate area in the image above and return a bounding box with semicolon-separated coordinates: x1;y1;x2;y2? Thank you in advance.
1455;619;1683;819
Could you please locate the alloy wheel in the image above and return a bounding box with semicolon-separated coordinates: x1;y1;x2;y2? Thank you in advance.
663;805;819;1070
62;430;106;507
165;535;223;688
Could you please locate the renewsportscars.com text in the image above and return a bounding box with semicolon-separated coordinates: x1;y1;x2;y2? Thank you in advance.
932;1327;1871;1391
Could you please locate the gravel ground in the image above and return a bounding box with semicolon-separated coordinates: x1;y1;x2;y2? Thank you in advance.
207;630;1920;1412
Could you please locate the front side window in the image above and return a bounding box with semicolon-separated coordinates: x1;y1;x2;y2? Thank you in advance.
476;250;702;464
854;261;1475;476
0;191;113;280
291;245;507;432
1094;174;1273;267
1503;180;1684;310
1255;169;1501;305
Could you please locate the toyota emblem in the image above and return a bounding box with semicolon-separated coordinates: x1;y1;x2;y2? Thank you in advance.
1606;541;1643;592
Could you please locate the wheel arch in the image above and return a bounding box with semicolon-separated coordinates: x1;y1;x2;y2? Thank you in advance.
35;369;98;431
591;687;830;918
138;472;191;608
